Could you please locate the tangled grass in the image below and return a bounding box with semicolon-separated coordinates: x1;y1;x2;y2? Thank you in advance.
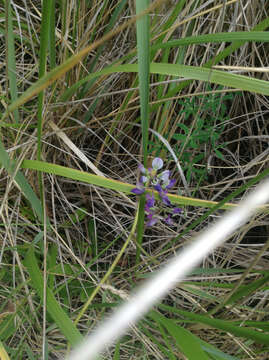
0;0;269;359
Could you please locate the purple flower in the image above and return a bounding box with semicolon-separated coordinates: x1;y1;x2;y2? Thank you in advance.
132;157;183;228
131;178;146;195
159;170;170;183
146;213;158;227
140;176;148;184
145;193;155;209
166;178;176;189
160;191;171;206
152;157;163;170
138;164;147;174
154;183;171;206
164;215;174;226
131;187;145;195
153;183;162;192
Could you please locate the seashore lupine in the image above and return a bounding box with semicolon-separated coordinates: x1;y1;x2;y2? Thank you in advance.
131;158;182;227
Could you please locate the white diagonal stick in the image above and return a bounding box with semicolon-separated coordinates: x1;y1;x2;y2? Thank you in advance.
66;178;269;360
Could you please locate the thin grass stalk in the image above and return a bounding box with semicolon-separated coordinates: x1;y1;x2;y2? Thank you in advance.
49;0;56;70
74;210;139;326
136;0;150;162
37;0;53;203
5;0;19;124
135;0;150;264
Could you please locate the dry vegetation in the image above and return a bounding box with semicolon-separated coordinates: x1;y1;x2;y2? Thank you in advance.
0;0;269;359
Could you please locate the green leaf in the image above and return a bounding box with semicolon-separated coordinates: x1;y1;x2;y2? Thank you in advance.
201;342;239;360
214;149;224;160
150;62;269;96
172;133;186;141
177;123;190;133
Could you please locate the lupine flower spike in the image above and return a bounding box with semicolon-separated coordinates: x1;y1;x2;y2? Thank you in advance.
131;158;182;227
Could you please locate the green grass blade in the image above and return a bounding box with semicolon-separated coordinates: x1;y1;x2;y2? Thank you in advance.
150;63;269;95
151;313;210;360
159;304;269;345
49;0;56;70
160;16;269;100
225;273;269;305
24;246;83;346
37;0;53;161
60;61;269;104
0;339;10;360
5;0;19;123
200;341;239;360
113;341;121;360
151;31;269;51
133;0;150;265
21;159;239;211
5;41;269;119
136;0;150;163
0;141;44;223
205;17;269;68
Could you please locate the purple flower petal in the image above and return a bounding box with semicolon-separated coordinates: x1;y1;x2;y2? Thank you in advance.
160;191;171;206
154;183;162;192
161;195;171;206
146;212;154;219
166;178;176;189
140;176;148;184
145;204;151;212
138;164;147;173
152;157;163;170
145;203;154;213
131;187;145;195
159;170;170;183
164;215;174;226
146;216;158;227
173;207;182;214
145;194;155;209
